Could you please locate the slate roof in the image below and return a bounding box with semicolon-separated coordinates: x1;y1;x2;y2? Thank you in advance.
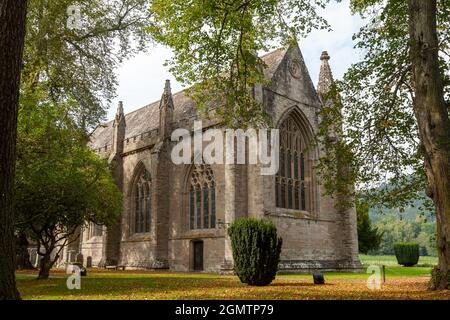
88;47;289;150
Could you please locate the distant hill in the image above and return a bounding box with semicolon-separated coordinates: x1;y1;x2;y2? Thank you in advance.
366;175;434;223
369;196;435;223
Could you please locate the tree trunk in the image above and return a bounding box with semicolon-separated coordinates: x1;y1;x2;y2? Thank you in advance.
37;240;63;280
37;253;53;280
15;233;34;270
408;0;450;290
0;0;28;300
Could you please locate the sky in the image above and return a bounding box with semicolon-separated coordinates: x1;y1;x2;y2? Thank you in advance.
107;0;364;120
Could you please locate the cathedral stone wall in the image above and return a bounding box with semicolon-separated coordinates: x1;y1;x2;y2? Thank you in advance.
78;44;362;273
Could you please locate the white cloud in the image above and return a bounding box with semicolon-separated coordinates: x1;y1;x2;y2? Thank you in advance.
300;0;364;86
108;46;184;119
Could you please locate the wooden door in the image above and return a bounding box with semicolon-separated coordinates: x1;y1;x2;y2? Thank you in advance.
193;241;203;271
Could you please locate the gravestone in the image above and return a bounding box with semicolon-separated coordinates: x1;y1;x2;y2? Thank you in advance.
313;273;325;285
76;253;84;264
86;256;92;268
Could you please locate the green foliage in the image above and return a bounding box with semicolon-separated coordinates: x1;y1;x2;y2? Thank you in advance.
363;182;436;256
22;0;151;131
356;201;383;254
148;0;334;127
228;218;282;286
394;242;419;267
368;190;435;223
314;85;357;210
14;0;148;271
15;102;122;271
331;0;449;211
372;216;436;256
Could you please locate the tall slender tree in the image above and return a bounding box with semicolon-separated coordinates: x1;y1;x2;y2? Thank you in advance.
337;0;449;290
408;0;450;290
356;201;383;254
0;0;28;300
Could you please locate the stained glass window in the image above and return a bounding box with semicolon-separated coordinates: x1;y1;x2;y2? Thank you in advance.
276;115;310;212
189;164;216;230
133;167;152;233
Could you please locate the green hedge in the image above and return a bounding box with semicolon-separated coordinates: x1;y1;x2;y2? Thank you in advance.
228;218;282;286
394;242;419;267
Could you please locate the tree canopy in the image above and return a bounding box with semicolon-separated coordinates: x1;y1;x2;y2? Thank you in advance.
331;0;449;210
148;0;335;127
14;0;150;279
22;0;152;132
15;102;122;279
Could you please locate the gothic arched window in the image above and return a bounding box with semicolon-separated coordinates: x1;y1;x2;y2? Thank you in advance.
88;222;103;239
188;164;216;229
276;115;310;211
133;167;152;233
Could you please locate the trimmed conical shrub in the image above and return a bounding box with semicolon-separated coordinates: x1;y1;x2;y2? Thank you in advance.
228;218;282;286
394;242;419;267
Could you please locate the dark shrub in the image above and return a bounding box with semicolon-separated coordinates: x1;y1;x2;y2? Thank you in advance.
394;242;419;267
228;218;282;286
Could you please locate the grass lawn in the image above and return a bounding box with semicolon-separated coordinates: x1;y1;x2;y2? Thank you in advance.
359;254;438;267
16;256;449;300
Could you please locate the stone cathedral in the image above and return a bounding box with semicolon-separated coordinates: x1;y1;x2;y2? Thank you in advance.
71;44;362;273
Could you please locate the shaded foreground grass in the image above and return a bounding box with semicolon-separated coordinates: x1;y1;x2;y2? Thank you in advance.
16;266;450;300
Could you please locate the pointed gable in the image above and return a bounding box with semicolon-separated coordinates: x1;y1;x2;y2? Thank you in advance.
266;44;322;108
260;47;288;79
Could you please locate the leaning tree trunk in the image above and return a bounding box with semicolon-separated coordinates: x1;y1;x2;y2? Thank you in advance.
408;0;450;290
37;253;53;280
15;233;34;270
0;0;28;300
